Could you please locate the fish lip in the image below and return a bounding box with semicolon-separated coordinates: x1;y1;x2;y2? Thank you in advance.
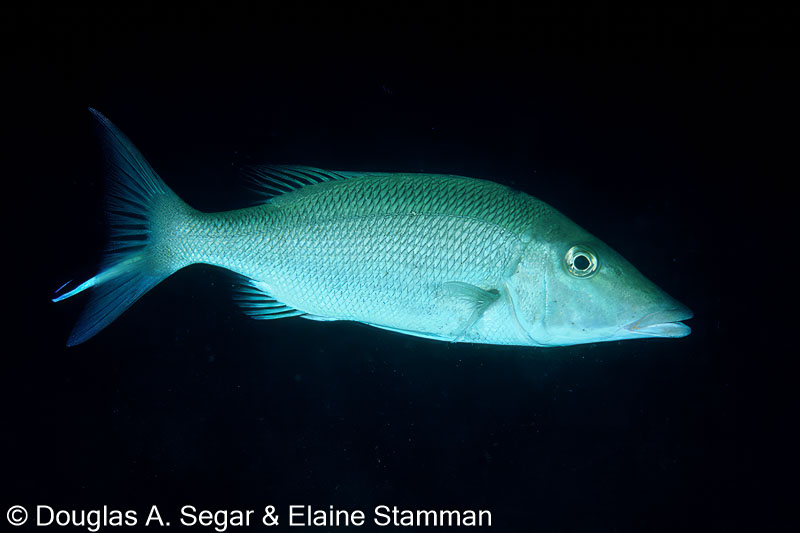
624;306;694;338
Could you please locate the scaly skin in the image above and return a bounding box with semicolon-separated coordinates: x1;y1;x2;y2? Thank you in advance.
169;174;555;345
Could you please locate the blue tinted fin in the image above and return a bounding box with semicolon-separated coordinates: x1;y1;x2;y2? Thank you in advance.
232;278;306;320
243;165;351;200
62;269;163;346
54;109;193;346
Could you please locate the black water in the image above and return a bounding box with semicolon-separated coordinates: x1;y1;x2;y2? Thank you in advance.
4;5;789;532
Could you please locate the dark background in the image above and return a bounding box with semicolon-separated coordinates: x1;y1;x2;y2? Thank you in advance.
2;4;792;532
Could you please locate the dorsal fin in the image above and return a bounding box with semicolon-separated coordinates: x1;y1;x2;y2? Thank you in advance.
231;277;306;320
242;165;352;200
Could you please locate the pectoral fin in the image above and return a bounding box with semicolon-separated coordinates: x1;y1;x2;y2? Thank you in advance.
443;281;501;341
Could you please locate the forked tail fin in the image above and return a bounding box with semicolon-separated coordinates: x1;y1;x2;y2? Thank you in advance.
53;109;195;346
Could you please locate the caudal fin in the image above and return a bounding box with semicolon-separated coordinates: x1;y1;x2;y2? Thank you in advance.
53;109;194;346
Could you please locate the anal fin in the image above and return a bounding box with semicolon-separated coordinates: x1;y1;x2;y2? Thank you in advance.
232;278;305;320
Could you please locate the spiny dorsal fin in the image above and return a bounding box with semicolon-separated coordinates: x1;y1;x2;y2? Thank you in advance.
231;277;305;320
242;165;353;200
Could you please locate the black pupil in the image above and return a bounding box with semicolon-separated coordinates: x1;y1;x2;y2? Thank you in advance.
573;254;591;271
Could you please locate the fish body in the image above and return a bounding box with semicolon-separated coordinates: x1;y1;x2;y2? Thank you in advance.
174;173;546;346
54;110;692;347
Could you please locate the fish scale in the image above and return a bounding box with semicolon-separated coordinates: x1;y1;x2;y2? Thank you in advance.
171;174;536;340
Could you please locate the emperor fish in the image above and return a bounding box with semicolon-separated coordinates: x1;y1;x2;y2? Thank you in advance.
54;109;692;347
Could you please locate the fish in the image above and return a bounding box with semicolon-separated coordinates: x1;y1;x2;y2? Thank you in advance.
53;109;692;347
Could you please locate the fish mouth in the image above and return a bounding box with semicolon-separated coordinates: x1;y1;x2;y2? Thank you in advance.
624;306;694;338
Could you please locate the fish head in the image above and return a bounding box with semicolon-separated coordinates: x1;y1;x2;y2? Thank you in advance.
511;210;693;347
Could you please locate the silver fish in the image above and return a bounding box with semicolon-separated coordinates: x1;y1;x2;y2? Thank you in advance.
54;109;692;347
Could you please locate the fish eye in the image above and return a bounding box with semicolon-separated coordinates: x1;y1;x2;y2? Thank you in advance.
565;245;598;278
